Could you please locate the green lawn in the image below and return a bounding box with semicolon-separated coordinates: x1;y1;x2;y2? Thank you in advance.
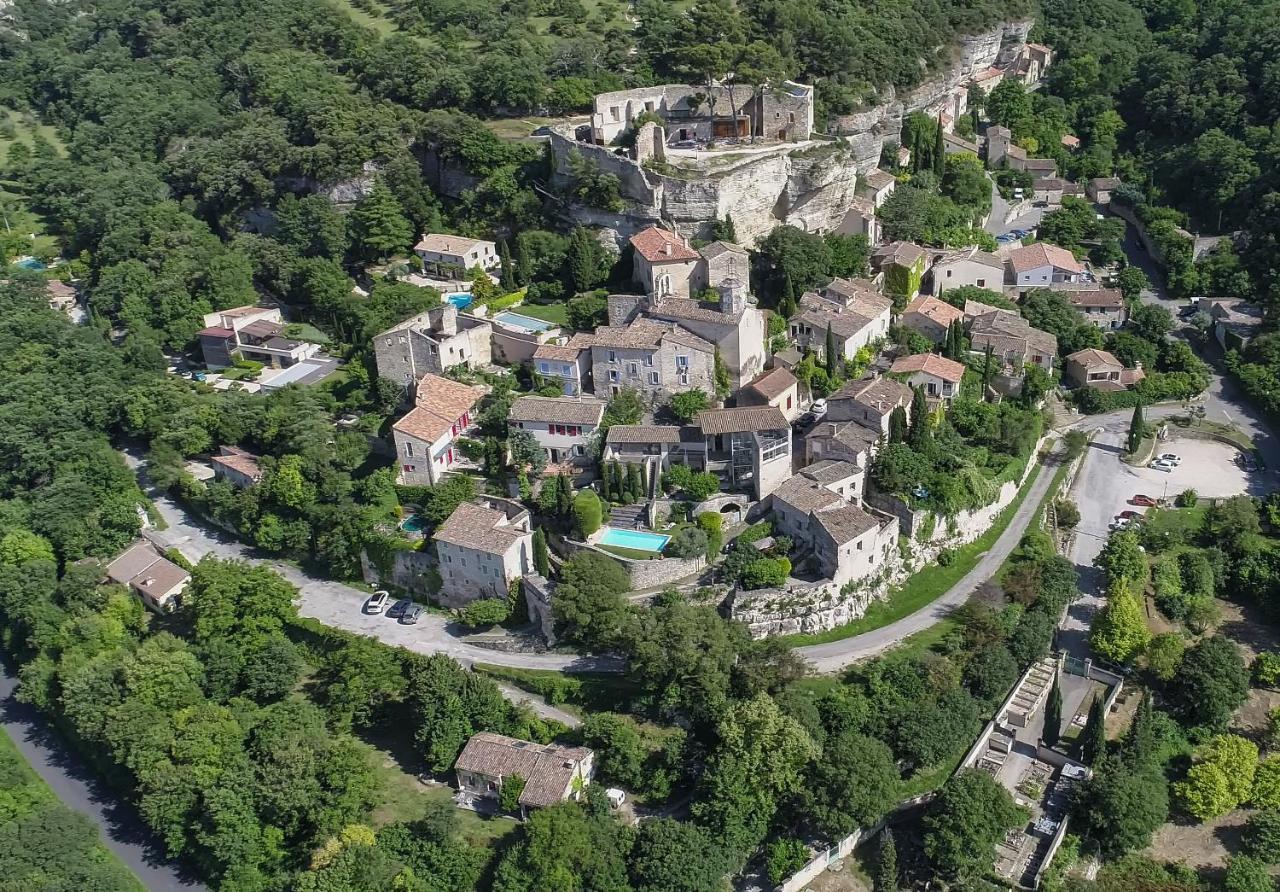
780;460;1046;647
516;302;571;327
1143;504;1207;540
0;107;66;158
0;729;146;891
472;663;645;716
326;0;398;36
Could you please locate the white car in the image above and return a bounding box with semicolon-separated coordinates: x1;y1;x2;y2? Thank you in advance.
366;590;391;614
1108;518;1131;531
1149;459;1176;472
1157;453;1182;465
810;399;828;417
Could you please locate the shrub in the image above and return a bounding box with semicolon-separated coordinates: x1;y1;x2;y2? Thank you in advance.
662;464;693;493
1145;633;1185;682
669;390;710;422
1254;652;1280;688
1176;734;1259;820
499;774;526;813
458;598;511;628
696;512;723;559
1175;488;1198;508
741;557;791;589
573;490;602;539
666;526;709;559
1252;756;1280;810
685;471;722;501
766;838;809;885
1054;499;1080;529
1244;809;1280;863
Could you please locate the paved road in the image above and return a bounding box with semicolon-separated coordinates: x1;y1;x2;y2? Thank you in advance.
0;664;205;890
124;451;619;675
796;452;1061;673
985;177;1048;237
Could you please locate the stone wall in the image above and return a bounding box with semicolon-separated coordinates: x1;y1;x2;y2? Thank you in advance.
522;574;557;645
561;537;706;589
360;545;437;595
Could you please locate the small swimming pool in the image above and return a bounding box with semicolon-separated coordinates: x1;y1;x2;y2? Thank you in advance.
13;258;46;271
494;311;554;333
446;293;472;310
599;527;670;553
400;514;429;533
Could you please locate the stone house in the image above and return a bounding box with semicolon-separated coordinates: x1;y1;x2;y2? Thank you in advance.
507;395;605;468
986;126;1058;177
581;318;716;403
827;375;914;436
838;195;881;245
608;279;766;390
769;474;899;589
1203;298;1264;351
209;446;262;489
629;226;702;298
434;497;533;606
889;353;966;405
454;732;594;817
968;310;1057;375
859;168;897;207
930;246;1006;293
738;366;800;422
1086;177;1121;204
804;418;878;470
414;234;499;272
1064;348;1145;390
691;240;751;294
872;241;928;300
902;295;964;343
391;374;486;486
197;305;322;371
1006;243;1084;287
790;285;892;362
588;81;814;146
532;340;592;396
1069;289;1127;330
374;304;493;391
105;540;190;613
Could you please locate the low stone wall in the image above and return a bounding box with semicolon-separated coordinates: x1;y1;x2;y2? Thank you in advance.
360;545;436;597
522;574;556;645
561;537;706;589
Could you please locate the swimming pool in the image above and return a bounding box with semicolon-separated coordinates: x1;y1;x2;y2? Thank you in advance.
13;258;46;271
493;311;554;333
599;527;670;552
446;293;472;310
400;514;429;533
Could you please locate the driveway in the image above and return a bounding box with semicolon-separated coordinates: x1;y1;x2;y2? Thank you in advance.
0;663;205;890
123;450;620;675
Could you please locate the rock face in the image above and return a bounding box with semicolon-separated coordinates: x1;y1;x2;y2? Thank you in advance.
549;19;1034;245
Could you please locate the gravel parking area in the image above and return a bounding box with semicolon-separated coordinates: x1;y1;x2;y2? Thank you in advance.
1130;438;1252;499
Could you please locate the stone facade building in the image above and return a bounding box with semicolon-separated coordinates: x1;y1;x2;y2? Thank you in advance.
580;318;715;403
433;497;533;606
374;304;493;392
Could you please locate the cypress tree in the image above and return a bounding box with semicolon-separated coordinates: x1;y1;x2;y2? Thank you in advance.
933;114;946;179
888;406;908;444
1043;671;1063;748
1127;403;1145;454
1123;690;1157;769
627;463;643;501
515;236;531;286
825;323;839;379
907;384;931;449
980;342;996;401
608;461;623;502
1081;694;1107;765
532;528;551;577
909;128;922;174
876;829;899;892
779;272;797;318
556;473;574;517
498;239;516;291
638;462;648;498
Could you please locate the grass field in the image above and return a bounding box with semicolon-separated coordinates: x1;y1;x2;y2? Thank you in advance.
0;729;145;891
0;107;65;159
515;302;571;326
472;663;645;717
326;0;398;36
1143;504;1207;540
780;460;1046;647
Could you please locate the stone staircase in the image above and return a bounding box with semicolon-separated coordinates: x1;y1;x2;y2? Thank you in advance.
608;504;646;529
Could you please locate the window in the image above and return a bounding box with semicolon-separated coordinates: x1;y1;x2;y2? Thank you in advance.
644;355;653;367
786;395;793;409
977;278;986;287
608;350;617;363
402;464;415;472
627;362;639;376
946;270;952;278
539;361;550;374
405;441;414;457
857;540;864;550
676;355;689;368
610;370;619;382
561;364;572;375
649;371;659;385
384;338;392;346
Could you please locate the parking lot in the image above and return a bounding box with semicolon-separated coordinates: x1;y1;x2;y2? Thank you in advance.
1130;438;1254;499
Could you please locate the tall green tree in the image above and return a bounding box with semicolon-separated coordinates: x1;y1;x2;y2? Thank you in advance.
1081;694;1107;765
932;114;946;179
566;226;607;293
1127;403;1145;455
876;828;899;892
907;384;931;449
888;406;907;444
1044;672;1062;748
531;528;550;577
498;239;516;291
348;179;413;260
824;324;838;379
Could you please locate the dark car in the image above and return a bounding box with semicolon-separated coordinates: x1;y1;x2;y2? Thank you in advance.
387;598;412;619
401;604;425;625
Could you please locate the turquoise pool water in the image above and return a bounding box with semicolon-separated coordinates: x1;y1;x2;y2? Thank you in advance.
401;514;429;533
494;311;554;333
14;258;46;271
599;528;670;552
447;293;472;310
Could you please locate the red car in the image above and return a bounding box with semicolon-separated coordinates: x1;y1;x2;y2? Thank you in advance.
1131;494;1158;507
1117;510;1144;520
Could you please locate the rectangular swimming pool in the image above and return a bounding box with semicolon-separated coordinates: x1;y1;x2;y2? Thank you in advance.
494;311;555;333
599;527;670;553
446;292;472;310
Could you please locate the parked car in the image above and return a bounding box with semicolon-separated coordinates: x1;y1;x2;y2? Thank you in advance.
401;604;424;625
366;590;390;614
1108;519;1131;531
1131;494;1158;507
1149;459;1176;472
811;399;828;417
1117;510;1144;520
387;598;412;619
1157;453;1182;465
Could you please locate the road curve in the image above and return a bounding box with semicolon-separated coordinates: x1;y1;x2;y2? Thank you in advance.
794;452;1061;673
0;664;206;890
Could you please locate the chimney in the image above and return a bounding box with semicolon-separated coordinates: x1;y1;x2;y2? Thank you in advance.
663;243;672;256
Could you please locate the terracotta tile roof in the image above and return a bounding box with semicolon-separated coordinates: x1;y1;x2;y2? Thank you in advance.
745;367;798;400
904;296;964;327
1090;177;1121;190
533;342;586;362
699;241;747;261
970;311;1058;359
821;279;893;315
800;460;862;485
105;541;189;602
395;374;483;443
806;420;878;453
1008;243;1083;275
834;375;914;412
650;297;737;324
890;353;966;383
862;168;896;191
454;732;592;808
198;326;234;338
696;406;788;435
963;299;1004;319
795;306;876;341
936;246;1005;271
508;396;604;426
629;226;699;263
241;319;283;338
46;280;77;301
433;502;526;554
773;476;844;514
415;233;489;255
813;502;883;545
1066;348;1122;368
1068;289;1124;309
1060;134;1081;149
873;241;926;267
1023;158;1057;173
582;318;713;353
605;424;684;444
210;446;262;481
